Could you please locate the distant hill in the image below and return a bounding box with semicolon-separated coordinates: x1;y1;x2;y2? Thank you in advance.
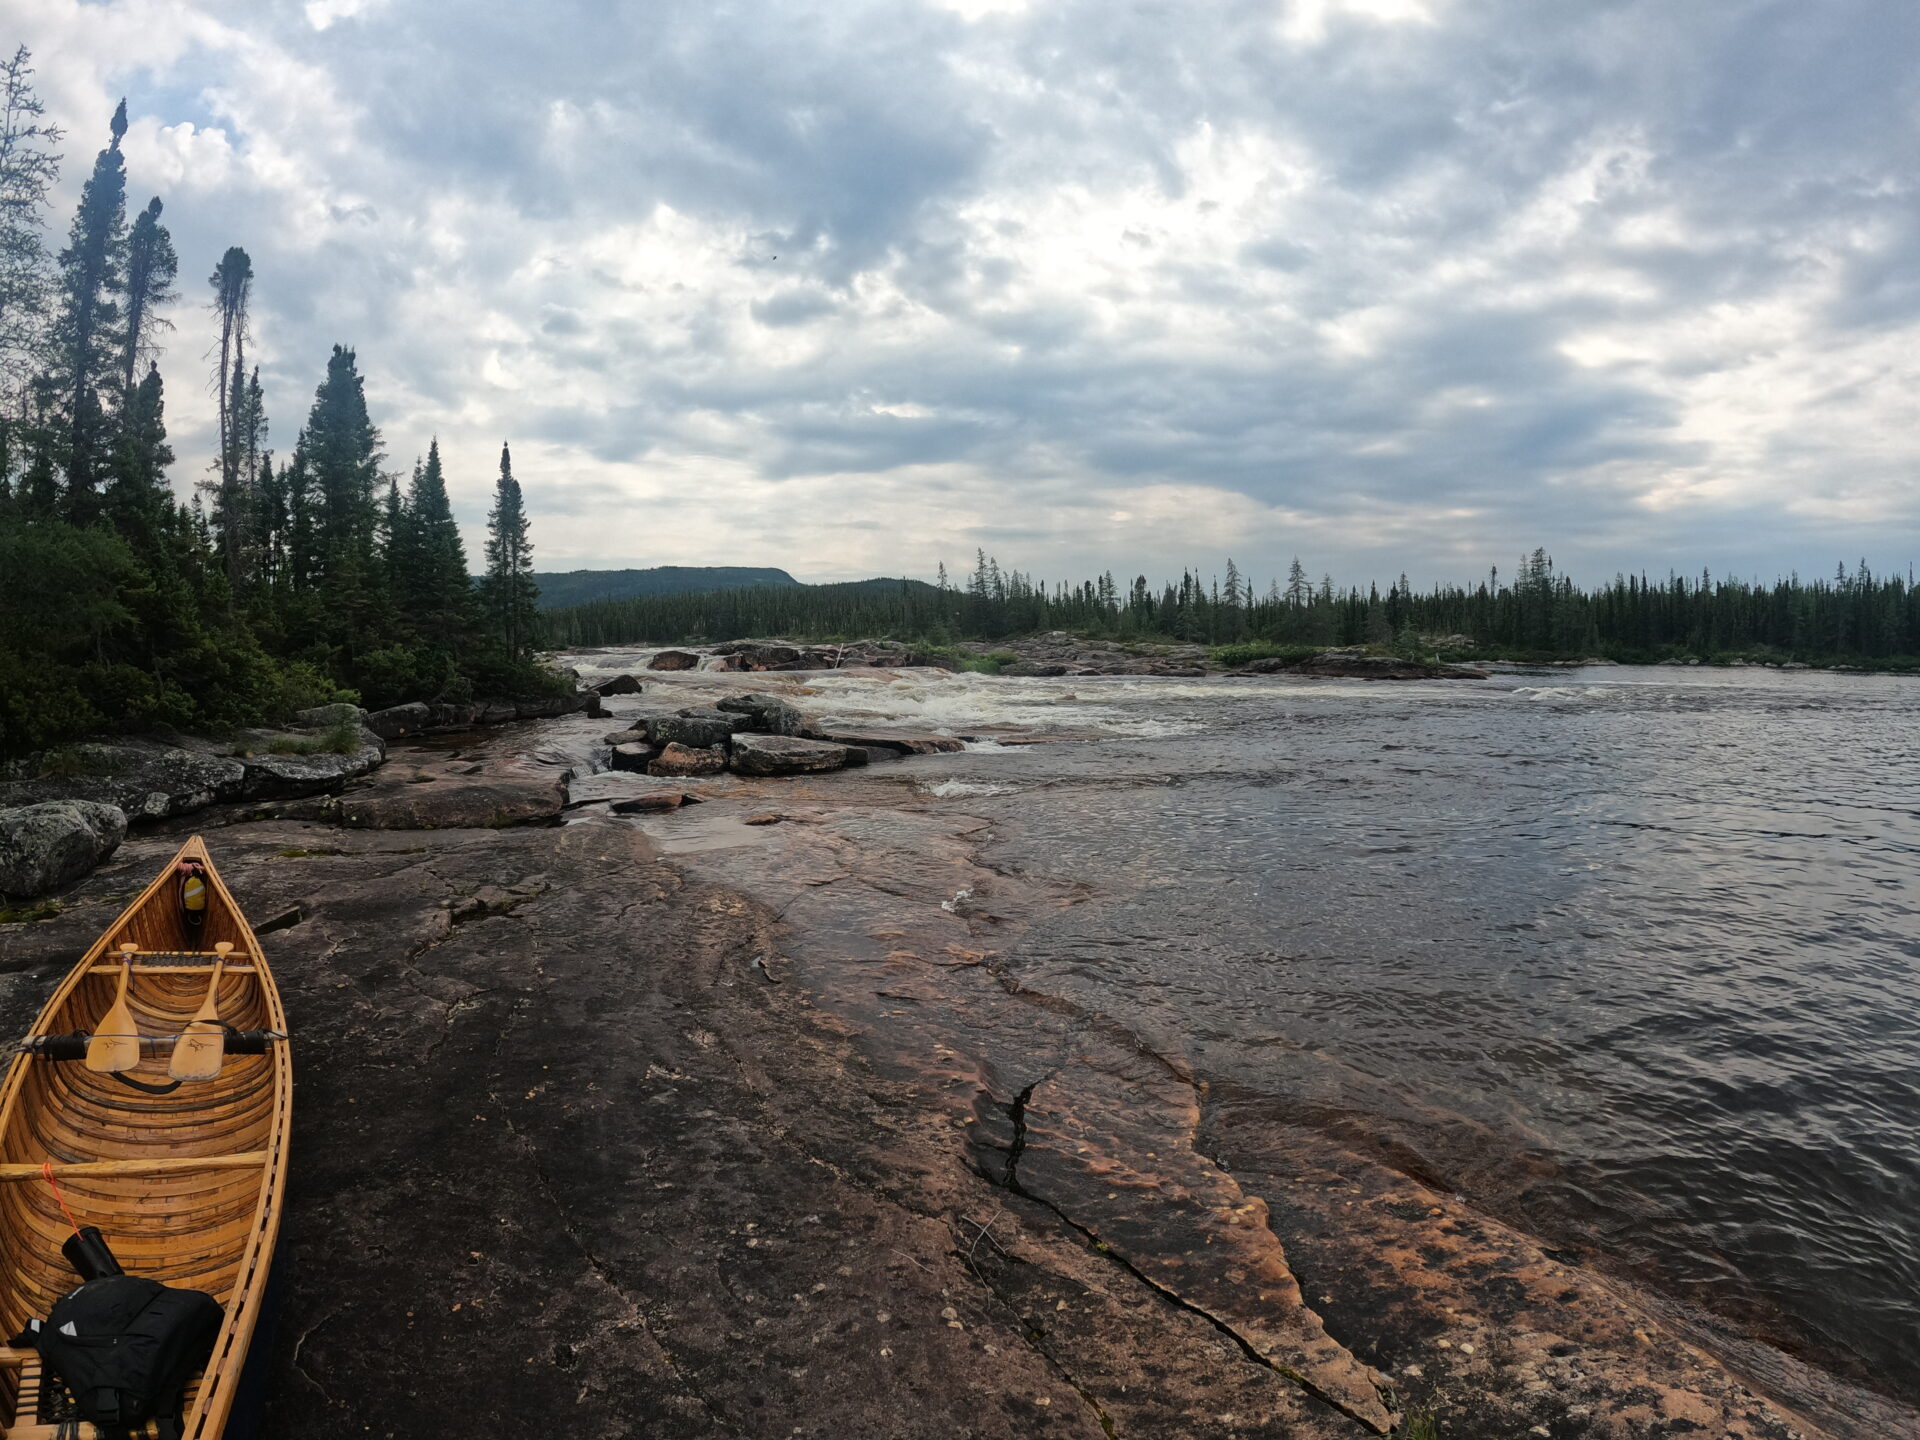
530;566;800;611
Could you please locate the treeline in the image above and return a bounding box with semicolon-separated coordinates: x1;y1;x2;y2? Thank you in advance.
0;53;544;757
545;549;1920;668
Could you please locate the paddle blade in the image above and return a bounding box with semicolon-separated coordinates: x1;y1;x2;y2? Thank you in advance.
169;956;226;1081
83;1029;138;1073
168;1024;225;1082
85;953;138;1073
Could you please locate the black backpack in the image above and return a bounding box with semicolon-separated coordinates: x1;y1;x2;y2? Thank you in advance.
24;1273;223;1431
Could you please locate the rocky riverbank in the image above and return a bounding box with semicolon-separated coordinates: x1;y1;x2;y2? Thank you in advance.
616;634;1492;682
0;677;1905;1439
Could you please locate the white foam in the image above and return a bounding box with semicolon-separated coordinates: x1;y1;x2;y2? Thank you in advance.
921;778;1021;798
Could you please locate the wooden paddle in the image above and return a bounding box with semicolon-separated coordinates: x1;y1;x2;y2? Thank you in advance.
85;946;140;1072
169;941;231;1082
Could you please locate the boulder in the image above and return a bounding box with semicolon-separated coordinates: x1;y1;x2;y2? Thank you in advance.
808;729;966;756
365;702;431;740
711;641;803;669
608;743;661;774
592;674;644;697
648;743;728;778
0;743;246;822
648;710;750;750
729;734;851;777
292;702;367;729
600;728;645;747
238;728;388;800
0;801;127;898
647;650;701;671
715;693;807;736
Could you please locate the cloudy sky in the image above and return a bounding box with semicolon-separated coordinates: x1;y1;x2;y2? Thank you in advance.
13;0;1920;588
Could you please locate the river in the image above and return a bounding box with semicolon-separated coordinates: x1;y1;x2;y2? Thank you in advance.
564;654;1920;1405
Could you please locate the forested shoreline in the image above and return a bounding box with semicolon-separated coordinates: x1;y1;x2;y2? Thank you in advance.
544;549;1920;671
0;54;546;758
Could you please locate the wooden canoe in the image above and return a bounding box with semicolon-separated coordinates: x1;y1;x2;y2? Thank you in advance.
0;838;290;1439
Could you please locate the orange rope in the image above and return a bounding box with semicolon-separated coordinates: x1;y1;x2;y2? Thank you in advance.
40;1161;80;1236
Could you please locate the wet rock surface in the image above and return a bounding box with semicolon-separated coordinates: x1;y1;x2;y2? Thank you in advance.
0;696;1901;1438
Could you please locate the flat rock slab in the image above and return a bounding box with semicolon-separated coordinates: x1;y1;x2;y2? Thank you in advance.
318;768;566;828
0;743;245;821
810;729;966;755
729;734;851;776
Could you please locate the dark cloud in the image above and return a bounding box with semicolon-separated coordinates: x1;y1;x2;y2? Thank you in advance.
22;0;1920;583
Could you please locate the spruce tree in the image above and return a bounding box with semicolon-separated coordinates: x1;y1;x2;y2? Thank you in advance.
120;197;176;396
207;248;253;587
401;437;472;643
482;441;536;667
46;101;129;522
287;345;383;659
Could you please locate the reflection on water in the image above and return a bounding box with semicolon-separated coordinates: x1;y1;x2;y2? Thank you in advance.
566;653;1920;1395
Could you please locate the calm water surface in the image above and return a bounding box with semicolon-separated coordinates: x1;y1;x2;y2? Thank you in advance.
578;656;1920;1394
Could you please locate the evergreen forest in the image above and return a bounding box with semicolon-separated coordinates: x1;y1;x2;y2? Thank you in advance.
0;56;548;758
544;549;1920;671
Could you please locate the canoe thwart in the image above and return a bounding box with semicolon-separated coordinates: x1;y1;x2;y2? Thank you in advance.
85;962;257;975
16;1030;285;1060
0;1150;270;1181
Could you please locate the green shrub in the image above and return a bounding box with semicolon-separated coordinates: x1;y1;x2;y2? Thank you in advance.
1212;641;1320;668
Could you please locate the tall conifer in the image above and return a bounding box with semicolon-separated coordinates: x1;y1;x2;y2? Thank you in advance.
46;101;129;521
482;441;536;665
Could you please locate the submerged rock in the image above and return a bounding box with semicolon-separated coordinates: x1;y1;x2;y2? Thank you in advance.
729;734;851;776
609;792;690;813
0;800;127;898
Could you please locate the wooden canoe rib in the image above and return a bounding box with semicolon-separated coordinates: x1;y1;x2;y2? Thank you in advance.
0;838;291;1440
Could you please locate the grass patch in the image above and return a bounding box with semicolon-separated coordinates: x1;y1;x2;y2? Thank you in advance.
274;846;345;859
266;719;364;757
1398;1412;1439;1440
0;899;65;925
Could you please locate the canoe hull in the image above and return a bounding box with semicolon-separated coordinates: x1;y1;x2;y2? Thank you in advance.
0;837;291;1439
